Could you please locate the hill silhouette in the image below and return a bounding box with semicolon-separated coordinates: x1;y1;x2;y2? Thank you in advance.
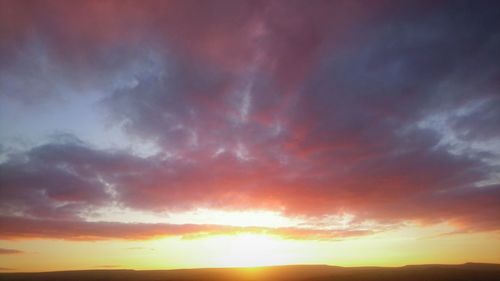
1;263;499;281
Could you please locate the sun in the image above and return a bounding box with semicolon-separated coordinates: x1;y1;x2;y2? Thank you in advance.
200;233;299;267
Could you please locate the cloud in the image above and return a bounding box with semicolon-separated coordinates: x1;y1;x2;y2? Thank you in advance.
0;216;372;241
0;0;499;239
0;139;139;219
2;132;498;235
0;248;24;255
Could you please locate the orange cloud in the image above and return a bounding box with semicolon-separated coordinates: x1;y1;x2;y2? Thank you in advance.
0;216;373;241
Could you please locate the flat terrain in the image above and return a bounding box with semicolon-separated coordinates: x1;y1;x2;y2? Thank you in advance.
1;263;500;281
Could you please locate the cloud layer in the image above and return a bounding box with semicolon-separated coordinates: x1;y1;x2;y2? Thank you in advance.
0;216;373;241
1;0;500;240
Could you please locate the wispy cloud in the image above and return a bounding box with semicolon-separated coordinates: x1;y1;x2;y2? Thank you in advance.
0;248;24;255
0;216;376;241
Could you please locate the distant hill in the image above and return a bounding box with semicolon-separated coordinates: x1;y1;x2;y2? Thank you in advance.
1;263;500;281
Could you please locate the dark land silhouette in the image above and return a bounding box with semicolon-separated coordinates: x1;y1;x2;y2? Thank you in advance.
1;263;500;281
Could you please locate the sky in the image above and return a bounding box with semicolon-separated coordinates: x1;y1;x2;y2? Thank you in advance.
1;0;500;272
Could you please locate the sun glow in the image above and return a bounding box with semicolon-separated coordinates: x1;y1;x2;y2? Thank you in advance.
199;233;299;267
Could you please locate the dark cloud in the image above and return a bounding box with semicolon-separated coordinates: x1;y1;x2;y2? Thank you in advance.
0;140;145;219
0;0;499;239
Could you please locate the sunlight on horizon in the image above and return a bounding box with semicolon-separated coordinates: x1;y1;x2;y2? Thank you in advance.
1;224;500;272
194;234;300;267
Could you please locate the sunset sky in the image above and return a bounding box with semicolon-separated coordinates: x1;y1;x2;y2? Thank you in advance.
1;0;500;272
